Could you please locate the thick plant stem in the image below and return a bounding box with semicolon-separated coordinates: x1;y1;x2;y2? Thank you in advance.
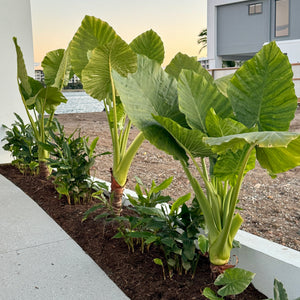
110;169;125;215
39;160;50;179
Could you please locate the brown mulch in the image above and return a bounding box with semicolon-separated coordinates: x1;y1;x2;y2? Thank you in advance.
54;108;300;251
0;164;266;300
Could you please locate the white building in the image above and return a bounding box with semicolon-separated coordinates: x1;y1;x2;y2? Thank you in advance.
207;0;300;68
35;69;44;82
0;0;34;163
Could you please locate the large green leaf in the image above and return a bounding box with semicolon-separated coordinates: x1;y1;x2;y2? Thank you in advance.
165;52;212;81
213;146;256;185
205;132;300;175
42;47;72;90
81;37;137;101
256;136;300;174
113;55;188;161
205;131;300;153
215;74;234;98
178;70;233;133
153;115;213;158
35;87;67;114
205;108;250;138
13;37;31;96
215;268;255;297
130;29;164;64
69;15;117;78
228;41;297;131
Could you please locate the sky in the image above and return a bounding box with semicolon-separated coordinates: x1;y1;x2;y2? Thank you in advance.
30;0;207;67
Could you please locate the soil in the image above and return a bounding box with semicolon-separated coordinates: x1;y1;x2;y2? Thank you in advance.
0;164;266;299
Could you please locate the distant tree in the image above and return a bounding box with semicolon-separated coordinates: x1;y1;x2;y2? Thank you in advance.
197;28;207;54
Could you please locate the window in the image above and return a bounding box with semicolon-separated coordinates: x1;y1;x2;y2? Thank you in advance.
275;0;289;37
248;2;263;15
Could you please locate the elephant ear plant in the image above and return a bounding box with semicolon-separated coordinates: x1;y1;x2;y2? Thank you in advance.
113;42;300;274
68;15;164;214
13;38;71;177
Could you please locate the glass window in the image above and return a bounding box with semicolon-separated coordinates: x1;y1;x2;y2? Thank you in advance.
249;3;263;15
275;0;289;37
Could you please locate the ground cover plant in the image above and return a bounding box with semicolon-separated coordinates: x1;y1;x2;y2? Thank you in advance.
113;41;300;276
2;113;39;175
68;15;166;213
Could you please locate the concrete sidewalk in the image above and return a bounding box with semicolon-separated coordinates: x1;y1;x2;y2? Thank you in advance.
0;175;129;300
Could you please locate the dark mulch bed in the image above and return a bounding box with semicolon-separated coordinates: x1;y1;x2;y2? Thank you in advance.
0;163;266;300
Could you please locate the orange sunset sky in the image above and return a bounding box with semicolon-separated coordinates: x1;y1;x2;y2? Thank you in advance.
30;0;207;67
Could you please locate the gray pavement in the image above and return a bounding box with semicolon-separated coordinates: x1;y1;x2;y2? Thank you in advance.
0;175;129;300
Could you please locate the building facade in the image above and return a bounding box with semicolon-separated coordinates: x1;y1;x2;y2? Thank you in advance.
0;0;34;163
207;0;300;68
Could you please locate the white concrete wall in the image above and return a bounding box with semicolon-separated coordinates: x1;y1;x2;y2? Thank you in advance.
233;230;300;299
0;0;34;163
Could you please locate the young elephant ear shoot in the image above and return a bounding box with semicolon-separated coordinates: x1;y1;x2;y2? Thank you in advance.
113;41;300;273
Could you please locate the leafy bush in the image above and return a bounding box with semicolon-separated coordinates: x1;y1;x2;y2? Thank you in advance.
114;41;300;270
127;176;173;207
86;176;205;277
42;119;109;204
203;268;255;299
2;113;39;175
13;38;69;178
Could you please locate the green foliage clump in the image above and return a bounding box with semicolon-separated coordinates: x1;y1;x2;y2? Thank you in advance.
85;176;205;278
42;119;109;204
2;113;38;175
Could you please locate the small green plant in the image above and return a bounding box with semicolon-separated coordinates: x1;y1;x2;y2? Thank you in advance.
127;176;173;207
112;186;205;277
202;268;255;299
13;38;70;178
266;279;300;300
42;119;109;204
153;258;166;280
2;113;39;175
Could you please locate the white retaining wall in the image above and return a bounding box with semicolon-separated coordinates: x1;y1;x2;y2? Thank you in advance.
0;0;34;163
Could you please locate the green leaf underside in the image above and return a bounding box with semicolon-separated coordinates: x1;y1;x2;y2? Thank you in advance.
36;87;67;114
43;47;73;90
228;41;297;131
215;268;255;297
113;55;188;161
256;136;300;174
205;131;300;151
130;29;164;64
205;108;250;138
213;146;256;185
70;15;117;78
178;70;232;133
82;37;137;101
153;115;213;158
215;74;234;98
